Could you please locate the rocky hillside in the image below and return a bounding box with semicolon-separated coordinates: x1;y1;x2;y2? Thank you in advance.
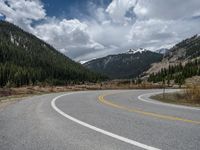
166;34;200;60
84;50;163;79
146;35;200;85
0;21;106;87
146;35;200;75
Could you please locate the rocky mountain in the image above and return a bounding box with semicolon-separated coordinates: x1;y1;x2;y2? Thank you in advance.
0;21;106;87
146;34;200;75
84;50;163;79
146;35;200;85
126;48;147;54
164;34;200;61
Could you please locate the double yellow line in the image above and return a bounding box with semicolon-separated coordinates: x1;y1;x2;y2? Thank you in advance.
98;93;200;125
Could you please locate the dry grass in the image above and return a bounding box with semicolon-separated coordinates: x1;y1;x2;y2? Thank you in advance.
0;86;73;101
151;84;200;107
92;81;164;89
0;81;167;101
184;85;200;103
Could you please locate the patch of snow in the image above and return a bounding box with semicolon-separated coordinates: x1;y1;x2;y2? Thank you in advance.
80;60;88;64
23;44;28;50
10;34;20;46
104;56;112;66
126;48;147;54
80;58;97;64
16;41;19;46
43;44;47;47
10;34;14;44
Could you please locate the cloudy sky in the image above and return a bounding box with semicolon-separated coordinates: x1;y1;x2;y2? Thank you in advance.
0;0;200;62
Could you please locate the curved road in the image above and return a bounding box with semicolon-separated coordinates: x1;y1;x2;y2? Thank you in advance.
0;89;199;150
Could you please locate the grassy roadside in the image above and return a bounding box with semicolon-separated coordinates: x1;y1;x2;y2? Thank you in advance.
0;86;77;107
151;86;200;107
0;83;166;107
0;82;165;100
0;82;176;108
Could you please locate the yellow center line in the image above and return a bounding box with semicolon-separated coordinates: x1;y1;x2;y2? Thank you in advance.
98;93;200;125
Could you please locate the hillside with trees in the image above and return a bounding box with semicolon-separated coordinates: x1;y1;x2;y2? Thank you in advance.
84;50;163;79
145;35;200;76
147;35;200;86
0;21;106;87
148;59;200;87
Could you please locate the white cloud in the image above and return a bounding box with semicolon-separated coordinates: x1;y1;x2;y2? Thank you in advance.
0;0;200;62
34;18;105;61
106;0;137;24
128;18;200;50
128;19;175;47
134;0;200;20
0;0;104;61
35;19;89;45
0;0;46;31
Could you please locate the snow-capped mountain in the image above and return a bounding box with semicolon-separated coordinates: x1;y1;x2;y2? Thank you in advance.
84;50;163;79
126;48;147;54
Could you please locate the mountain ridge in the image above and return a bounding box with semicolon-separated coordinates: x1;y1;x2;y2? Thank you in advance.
84;50;163;79
146;34;200;85
145;34;200;76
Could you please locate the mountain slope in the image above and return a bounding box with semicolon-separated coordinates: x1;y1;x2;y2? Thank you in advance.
146;35;200;75
146;35;200;85
84;50;163;79
0;21;105;87
166;34;200;60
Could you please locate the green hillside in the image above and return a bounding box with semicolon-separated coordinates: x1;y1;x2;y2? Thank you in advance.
0;21;106;87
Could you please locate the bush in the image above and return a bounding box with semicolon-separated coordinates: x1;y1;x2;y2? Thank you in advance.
184;85;200;103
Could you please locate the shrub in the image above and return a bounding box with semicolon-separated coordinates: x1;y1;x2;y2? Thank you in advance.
184;85;200;103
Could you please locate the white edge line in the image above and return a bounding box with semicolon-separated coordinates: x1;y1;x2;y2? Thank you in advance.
51;92;161;150
138;90;200;111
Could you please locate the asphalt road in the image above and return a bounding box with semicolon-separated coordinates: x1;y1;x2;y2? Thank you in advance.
0;89;199;150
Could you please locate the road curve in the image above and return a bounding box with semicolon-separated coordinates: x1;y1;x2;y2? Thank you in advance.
0;89;199;150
